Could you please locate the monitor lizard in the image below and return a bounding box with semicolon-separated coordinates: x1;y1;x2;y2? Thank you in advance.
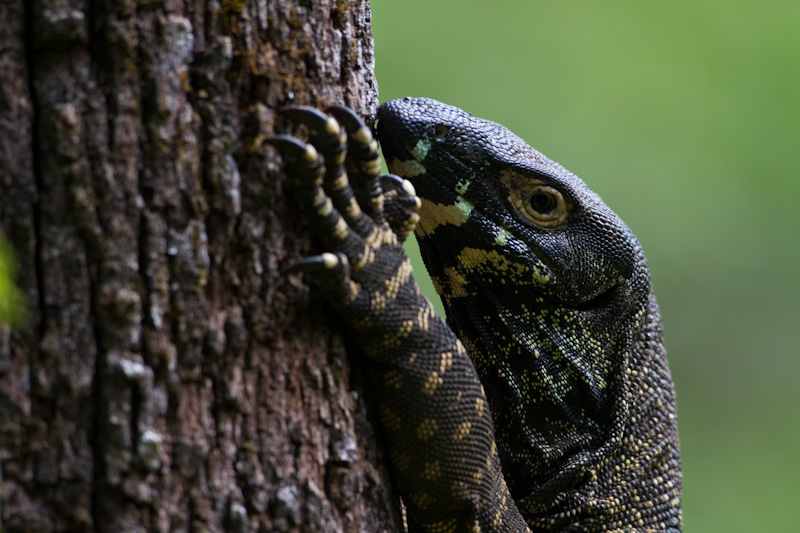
268;97;682;532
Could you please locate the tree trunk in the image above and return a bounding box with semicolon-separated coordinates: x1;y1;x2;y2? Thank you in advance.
0;0;398;531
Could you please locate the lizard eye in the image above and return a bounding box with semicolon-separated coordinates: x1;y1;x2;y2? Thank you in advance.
529;191;558;214
433;124;449;140
509;183;569;227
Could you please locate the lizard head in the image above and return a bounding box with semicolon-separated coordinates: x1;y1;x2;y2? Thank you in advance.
377;97;649;312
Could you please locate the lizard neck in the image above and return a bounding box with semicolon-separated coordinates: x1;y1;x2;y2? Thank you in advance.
417;233;651;508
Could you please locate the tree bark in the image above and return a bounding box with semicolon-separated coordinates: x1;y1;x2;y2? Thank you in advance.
0;0;398;531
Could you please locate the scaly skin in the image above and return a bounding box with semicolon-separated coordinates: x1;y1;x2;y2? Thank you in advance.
270;98;681;532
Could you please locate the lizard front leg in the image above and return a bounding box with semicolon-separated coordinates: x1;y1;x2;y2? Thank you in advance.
269;107;530;533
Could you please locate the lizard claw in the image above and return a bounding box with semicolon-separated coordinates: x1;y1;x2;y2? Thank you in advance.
284;252;357;304
279;106;346;157
265;134;319;164
284;252;344;275
265;135;324;194
279;105;333;127
326;105;369;134
381;174;421;241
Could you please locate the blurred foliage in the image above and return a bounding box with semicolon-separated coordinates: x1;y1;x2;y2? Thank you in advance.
371;1;800;531
0;239;25;326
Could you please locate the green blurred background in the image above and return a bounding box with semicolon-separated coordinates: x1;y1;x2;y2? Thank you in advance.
0;240;25;327
372;1;800;531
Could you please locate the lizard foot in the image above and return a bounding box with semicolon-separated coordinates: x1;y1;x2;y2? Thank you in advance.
269;106;421;327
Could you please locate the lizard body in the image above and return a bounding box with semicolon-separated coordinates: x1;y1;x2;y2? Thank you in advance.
270;98;681;532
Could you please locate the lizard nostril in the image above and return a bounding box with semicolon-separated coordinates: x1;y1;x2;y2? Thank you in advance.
434;124;449;140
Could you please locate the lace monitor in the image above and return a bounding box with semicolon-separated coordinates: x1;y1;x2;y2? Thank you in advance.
269;98;682;532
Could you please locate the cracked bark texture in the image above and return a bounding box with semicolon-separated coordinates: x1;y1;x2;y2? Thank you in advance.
0;0;398;531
